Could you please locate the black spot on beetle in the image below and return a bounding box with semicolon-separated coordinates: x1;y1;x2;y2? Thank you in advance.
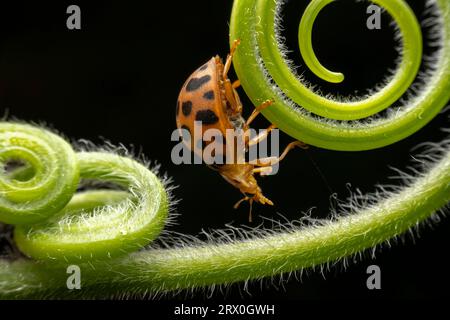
186;75;211;92
195;110;219;125
198;63;209;71
204;138;226;164
203;90;215;100
181;125;191;135
182;101;193;116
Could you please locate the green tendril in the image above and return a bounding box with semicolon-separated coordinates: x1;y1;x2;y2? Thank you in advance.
15;152;169;262
299;0;346;84
230;0;450;150
0;123;169;262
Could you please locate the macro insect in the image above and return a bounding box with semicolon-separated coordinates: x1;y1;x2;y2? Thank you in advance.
176;40;307;221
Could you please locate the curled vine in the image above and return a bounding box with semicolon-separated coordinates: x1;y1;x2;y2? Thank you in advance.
0;0;449;298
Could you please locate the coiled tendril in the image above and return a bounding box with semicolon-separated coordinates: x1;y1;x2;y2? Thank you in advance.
0;122;169;262
230;0;450;150
0;0;449;299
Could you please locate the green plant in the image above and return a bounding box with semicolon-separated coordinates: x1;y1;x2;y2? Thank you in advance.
230;0;450;151
0;123;170;262
0;0;449;299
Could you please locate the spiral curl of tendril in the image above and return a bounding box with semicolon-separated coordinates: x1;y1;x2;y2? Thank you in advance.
0;122;169;262
230;0;450;151
0;123;80;225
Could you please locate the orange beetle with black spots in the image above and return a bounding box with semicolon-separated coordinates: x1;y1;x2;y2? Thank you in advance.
176;40;307;221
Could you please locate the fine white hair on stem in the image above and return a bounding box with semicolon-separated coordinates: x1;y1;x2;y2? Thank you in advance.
1;0;449;299
136;130;449;300
73;139;180;236
265;0;446;128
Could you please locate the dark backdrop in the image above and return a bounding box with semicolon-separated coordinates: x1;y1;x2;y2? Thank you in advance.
0;0;448;300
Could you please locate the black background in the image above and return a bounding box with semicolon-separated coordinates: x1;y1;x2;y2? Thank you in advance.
0;0;448;300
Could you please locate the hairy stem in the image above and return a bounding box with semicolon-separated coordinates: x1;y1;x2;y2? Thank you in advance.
14;152;169;261
0;123;169;263
0;137;448;298
0;123;79;225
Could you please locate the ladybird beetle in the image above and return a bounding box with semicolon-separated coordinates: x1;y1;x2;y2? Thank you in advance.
176;40;307;222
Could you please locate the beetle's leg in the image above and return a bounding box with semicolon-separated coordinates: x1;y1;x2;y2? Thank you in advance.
255;141;308;167
246;100;274;126
222;40;245;117
246;124;276;148
247;198;254;222
253;166;273;175
223;39;241;80
223;80;243;115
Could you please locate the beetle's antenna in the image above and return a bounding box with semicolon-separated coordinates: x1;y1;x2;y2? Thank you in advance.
304;149;334;195
234;196;249;209
234;196;254;223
